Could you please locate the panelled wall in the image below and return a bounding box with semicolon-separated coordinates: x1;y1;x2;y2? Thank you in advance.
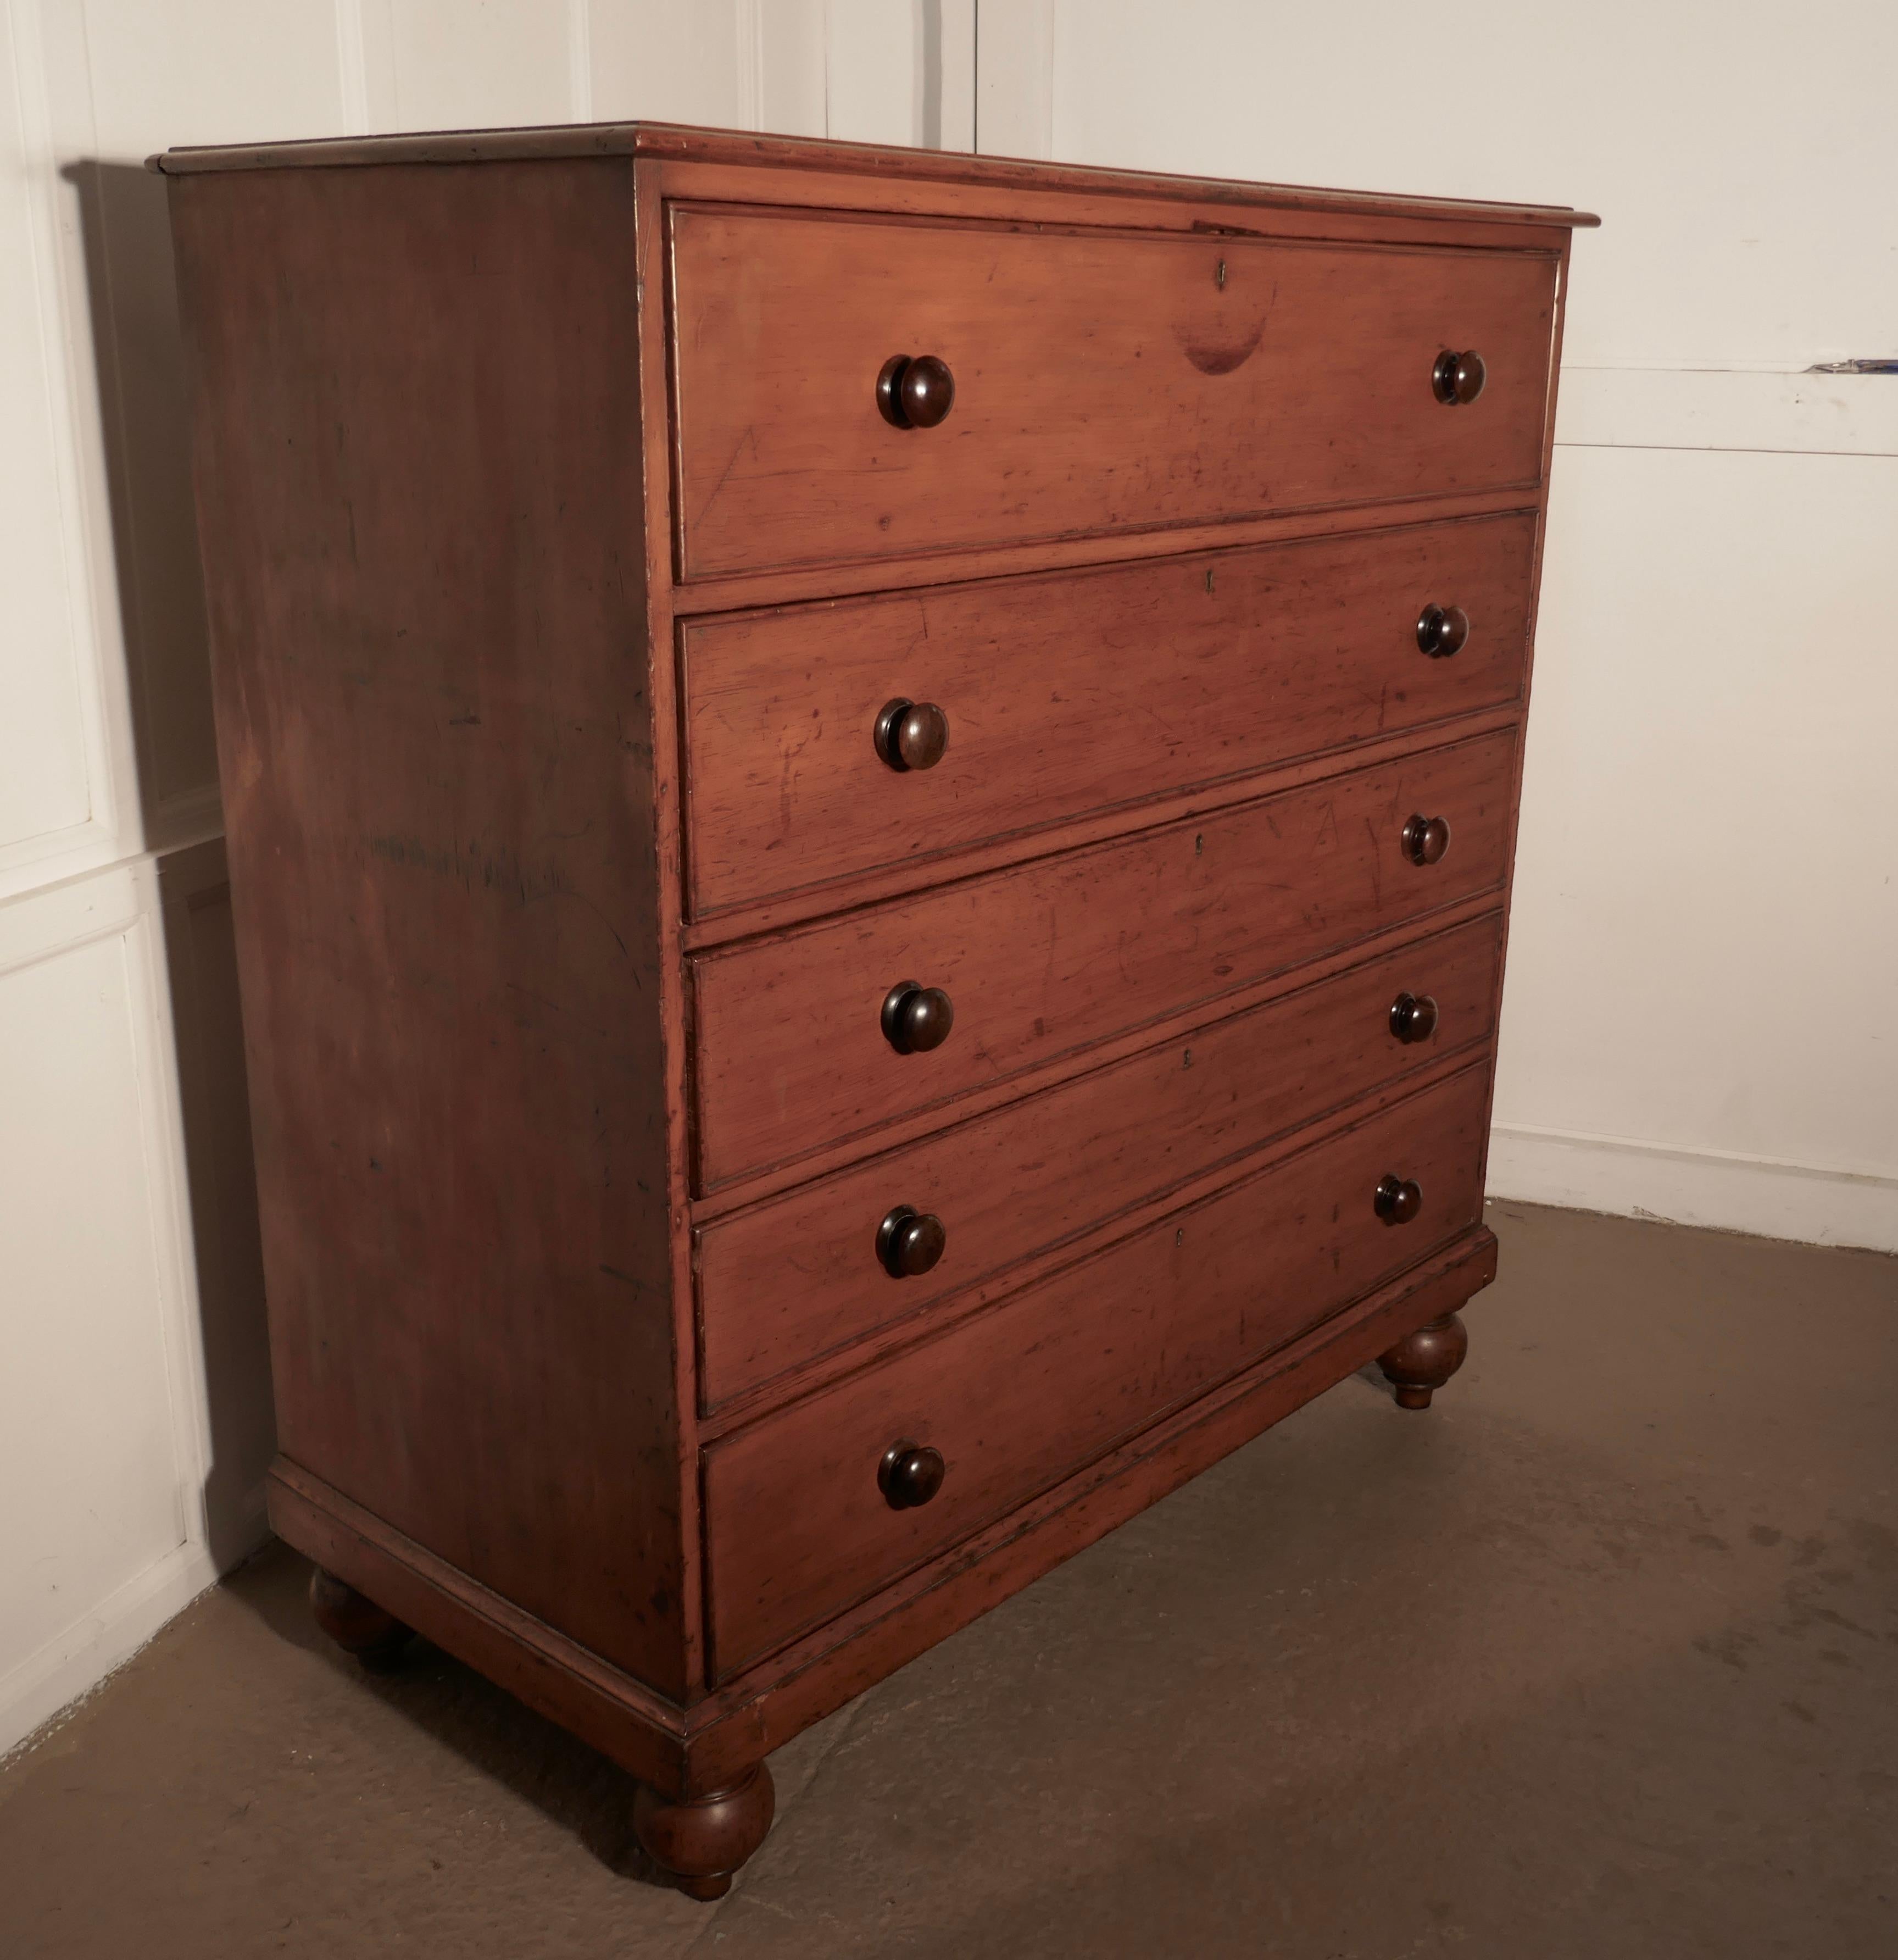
0;0;997;1760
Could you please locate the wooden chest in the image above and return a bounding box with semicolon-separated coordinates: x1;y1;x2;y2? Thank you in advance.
159;123;1594;1897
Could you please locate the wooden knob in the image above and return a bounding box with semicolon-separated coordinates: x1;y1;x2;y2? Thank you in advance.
1378;1312;1469;1409
879;1441;945;1509
874;698;950;771
881;980;955;1053
876;354;956;429
1432;349;1487;405
1389;991;1439;1045
1374;1175;1423;1225
1401;813;1452;866
1416;604;1470;657
877;1204;947;1278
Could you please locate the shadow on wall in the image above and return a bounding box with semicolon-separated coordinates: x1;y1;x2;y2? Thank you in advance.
66;159;275;1571
63;162;221;834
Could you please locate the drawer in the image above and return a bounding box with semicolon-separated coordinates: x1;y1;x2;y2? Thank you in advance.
681;513;1536;917
697;912;1502;1408
703;1062;1493;1678
669;207;1556;579
692;728;1515;1190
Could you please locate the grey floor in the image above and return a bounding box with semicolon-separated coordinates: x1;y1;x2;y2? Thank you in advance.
2;1200;1894;1958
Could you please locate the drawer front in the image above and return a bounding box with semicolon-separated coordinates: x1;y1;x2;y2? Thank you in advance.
670;208;1556;578
704;1062;1493;1678
692;728;1515;1190
682;513;1536;917
698;912;1502;1408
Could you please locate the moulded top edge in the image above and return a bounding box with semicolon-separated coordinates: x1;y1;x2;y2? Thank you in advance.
147;118;1600;230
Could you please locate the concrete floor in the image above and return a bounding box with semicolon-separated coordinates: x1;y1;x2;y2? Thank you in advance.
3;1200;1894;1958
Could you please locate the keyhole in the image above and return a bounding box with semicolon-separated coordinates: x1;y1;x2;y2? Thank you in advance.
1215;258;1227;290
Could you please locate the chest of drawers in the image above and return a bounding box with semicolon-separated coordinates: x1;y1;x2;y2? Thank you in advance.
160;123;1593;1898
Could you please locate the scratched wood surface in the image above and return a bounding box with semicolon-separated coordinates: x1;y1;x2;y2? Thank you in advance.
170;158;692;1694
692;728;1516;1190
669;207;1556;578
703;1062;1494;1679
697;913;1503;1409
681;512;1537;917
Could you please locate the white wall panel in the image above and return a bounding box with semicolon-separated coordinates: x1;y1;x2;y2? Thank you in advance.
756;0;825;136
49;0;357;839
0;0;93;857
0;918;190;1736
823;0;921;146
1050;0;1898;371
976;0;1050;157
587;0;742;127
1496;447;1898;1206
76;0;344;151
366;0;573;132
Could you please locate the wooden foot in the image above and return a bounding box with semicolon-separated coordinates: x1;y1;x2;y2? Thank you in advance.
309;1565;414;1670
633;1764;776;1901
1377;1311;1469;1410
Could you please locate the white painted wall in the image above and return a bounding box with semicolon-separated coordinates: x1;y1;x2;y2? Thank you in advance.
4;0;1889;1757
1055;1;1898;1253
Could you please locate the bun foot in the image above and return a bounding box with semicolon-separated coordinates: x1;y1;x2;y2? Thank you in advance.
1378;1311;1469;1411
309;1565;414;1670
633;1764;775;1901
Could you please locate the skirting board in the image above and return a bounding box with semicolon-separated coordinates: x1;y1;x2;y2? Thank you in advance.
1;1481;269;1762
1;1535;225;1762
1487;1123;1898;1254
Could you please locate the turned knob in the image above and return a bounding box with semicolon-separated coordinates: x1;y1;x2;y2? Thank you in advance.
1374;1175;1424;1225
877;1204;947;1278
1389;991;1440;1044
877;354;956;429
1400;813;1452;865
874;698;950;771
879;1441;945;1509
1432;348;1487;405
1416;603;1470;657
881;980;955;1054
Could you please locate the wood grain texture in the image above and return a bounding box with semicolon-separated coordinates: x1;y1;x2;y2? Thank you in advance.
668;487;1541;628
651;159;1584;259
631;159;710;1700
670;207;1556;577
682;1223;1498;1787
681;704;1523;953
165;124;1584;1868
266;1461;700;1792
681;512;1537;916
169;157;691;1694
696;912;1503;1408
266;1221;1495;1800
692;727;1516;1189
152;120;1600;232
704;1062;1493;1680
